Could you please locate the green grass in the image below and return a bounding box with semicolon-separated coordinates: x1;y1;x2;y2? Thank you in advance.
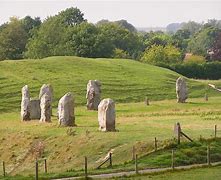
0;97;221;178
0;56;221;179
110;165;221;180
0;56;220;113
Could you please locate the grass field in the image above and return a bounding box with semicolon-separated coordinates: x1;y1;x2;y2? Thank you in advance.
0;97;221;179
0;56;221;179
114;165;221;180
0;56;220;113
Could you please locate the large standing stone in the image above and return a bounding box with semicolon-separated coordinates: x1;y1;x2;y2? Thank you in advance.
58;92;75;126
30;98;41;120
39;84;53;115
21;85;31;121
176;77;188;103
86;80;101;110
98;98;115;131
40;94;51;122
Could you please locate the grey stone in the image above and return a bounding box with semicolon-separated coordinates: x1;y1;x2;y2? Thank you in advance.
176;77;188;103
86;80;101;110
39;84;53;115
98;98;115;131
30;98;41;120
58;92;75;126
21;85;30;121
40;94;51;122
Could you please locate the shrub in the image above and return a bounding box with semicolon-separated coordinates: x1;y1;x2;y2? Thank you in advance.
169;62;221;79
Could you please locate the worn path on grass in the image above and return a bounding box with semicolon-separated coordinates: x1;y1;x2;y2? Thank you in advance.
53;162;221;180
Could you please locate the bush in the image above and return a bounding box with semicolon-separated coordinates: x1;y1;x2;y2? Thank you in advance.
184;55;206;64
169;62;221;80
141;45;182;65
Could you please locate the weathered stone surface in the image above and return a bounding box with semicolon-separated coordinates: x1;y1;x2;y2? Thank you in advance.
86;80;101;110
40;94;51;122
98;98;115;131
30;98;41;120
176;77;188;103
58;92;75;126
21;85;31;121
39;84;53;115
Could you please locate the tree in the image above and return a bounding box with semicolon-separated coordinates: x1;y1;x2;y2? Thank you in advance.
210;31;221;60
25;7;86;59
0;17;28;60
58;7;85;26
70;22;114;58
172;29;191;52
144;32;172;48
141;45;182;65
187;26;220;56
98;22;143;59
21;16;41;35
25;16;73;59
115;20;137;32
181;21;202;35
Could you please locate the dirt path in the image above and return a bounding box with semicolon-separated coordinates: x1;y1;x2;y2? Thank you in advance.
53;162;221;180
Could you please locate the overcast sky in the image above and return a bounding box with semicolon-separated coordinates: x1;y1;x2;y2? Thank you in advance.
0;0;221;27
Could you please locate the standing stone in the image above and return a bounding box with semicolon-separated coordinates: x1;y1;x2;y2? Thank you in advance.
21;85;31;121
176;77;188;103
39;84;53;115
86;80;101;110
30;98;41;120
40;94;51;122
58;92;75;126
98;98;115;131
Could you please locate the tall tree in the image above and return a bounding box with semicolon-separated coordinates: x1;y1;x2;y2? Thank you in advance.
58;7;85;26
187;26;220;56
0;17;28;60
70;22;114;58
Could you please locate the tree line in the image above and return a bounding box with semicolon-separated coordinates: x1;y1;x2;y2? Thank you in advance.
0;7;221;78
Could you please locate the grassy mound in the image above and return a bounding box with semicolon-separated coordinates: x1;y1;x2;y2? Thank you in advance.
0;56;220;113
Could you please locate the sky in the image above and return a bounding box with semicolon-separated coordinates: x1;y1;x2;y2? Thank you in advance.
0;0;221;27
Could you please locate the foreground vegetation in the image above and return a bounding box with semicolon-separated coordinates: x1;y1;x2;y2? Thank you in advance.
0;96;221;179
113;165;221;180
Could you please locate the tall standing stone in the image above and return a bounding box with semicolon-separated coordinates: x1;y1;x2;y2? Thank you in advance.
98;98;115;131
30;98;41;120
39;84;53;115
21;85;31;121
40;94;51;122
86;80;101;110
58;92;75;126
176;77;188;103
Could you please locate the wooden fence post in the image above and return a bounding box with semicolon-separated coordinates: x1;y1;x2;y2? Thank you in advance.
215;125;217;138
135;154;138;174
154;137;157;151
174;123;181;144
109;153;112;168
85;156;88;179
204;94;208;101
132;146;135;160
171;149;175;170
44;159;47;173
2;161;5;177
145;97;149;105
207;145;211;166
35;160;38;180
